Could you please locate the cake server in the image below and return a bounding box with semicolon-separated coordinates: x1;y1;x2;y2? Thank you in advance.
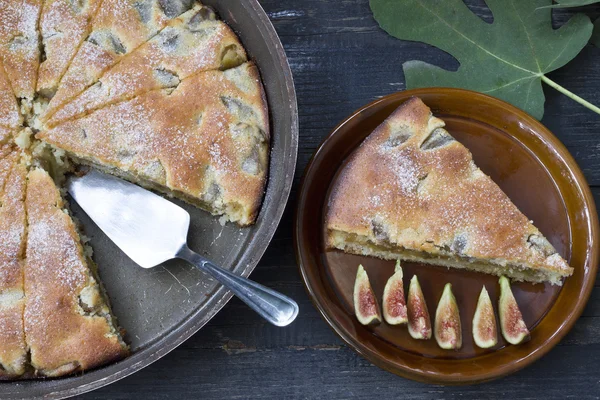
66;169;299;327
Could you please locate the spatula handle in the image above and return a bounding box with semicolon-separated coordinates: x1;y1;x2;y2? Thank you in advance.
176;246;299;327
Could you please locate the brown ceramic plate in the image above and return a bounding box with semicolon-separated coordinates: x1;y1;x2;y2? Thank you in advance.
295;88;599;385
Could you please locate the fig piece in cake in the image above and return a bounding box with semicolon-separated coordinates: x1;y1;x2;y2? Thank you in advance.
472;286;498;349
434;283;462;350
499;276;530;345
382;260;407;325
407;275;431;339
353;265;381;326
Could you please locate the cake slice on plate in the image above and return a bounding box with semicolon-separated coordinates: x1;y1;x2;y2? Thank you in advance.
24;168;128;377
41;0;194;123
46;3;247;127
326;97;573;285
39;62;268;226
0;149;27;378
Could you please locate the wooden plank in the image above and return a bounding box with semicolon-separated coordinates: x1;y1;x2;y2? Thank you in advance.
84;344;600;399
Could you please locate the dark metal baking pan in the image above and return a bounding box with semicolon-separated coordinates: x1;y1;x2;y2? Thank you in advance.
2;1;298;398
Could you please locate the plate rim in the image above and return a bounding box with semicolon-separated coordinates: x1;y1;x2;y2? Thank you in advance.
3;1;299;398
294;87;599;385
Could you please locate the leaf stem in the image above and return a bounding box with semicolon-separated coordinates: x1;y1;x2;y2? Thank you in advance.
541;75;600;115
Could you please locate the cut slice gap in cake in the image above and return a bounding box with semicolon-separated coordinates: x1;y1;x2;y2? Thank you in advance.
39;61;269;226
24;167;128;377
46;2;247;127
326;97;573;285
40;0;198;124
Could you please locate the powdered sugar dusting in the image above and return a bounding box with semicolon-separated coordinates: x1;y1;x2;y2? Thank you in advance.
24;170;89;347
50;15;235;125
26;214;87;291
0;157;26;288
378;145;424;197
42;61;268;224
38;0;101;92
0;0;42;99
329;98;570;278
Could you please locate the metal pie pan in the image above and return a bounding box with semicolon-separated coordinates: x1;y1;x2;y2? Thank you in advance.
2;1;298;398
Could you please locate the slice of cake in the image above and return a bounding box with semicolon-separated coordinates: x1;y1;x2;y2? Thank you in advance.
41;0;195;123
46;3;247;127
39;61;269;226
326;97;573;285
0;58;22;128
24;168;128;377
0;0;43;110
37;0;104;98
0;149;27;378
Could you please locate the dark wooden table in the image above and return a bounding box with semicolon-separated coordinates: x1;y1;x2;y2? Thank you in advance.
81;1;600;398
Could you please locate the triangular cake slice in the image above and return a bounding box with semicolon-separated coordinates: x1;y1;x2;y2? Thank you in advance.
24;168;128;377
0;0;43;111
46;3;246;127
326;97;573;285
41;0;195;123
36;0;104;98
0;148;28;378
39;62;268;226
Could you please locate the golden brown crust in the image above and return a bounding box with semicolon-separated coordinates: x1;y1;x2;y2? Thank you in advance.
47;3;247;127
0;0;43;101
39;62;269;225
24;168;128;377
0;150;27;377
326;97;573;284
37;0;104;96
42;0;190;122
0;59;22;128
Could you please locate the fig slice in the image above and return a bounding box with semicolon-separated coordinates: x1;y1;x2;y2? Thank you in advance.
353;264;381;325
498;276;530;345
382;260;407;325
434;283;462;349
407;275;431;339
472;286;498;349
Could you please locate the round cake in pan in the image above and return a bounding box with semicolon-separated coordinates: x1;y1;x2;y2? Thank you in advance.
0;0;269;379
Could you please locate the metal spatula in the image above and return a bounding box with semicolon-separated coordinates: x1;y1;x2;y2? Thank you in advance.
67;169;298;327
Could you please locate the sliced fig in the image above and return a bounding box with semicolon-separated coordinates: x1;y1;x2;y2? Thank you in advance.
407;275;431;339
472;286;498;349
498;276;530;345
382;260;407;325
434;283;462;349
353;264;381;325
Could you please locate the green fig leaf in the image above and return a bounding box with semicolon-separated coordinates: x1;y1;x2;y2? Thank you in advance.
370;0;593;119
539;0;600;8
